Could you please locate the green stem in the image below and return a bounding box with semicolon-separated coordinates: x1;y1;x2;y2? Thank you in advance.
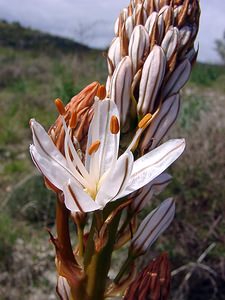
85;211;122;300
114;255;134;284
77;224;84;257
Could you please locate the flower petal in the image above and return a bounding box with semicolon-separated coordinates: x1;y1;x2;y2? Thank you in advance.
131;198;175;255
30;145;77;191
95;151;134;208
30;119;67;166
85;99;120;181
119;139;185;198
56;276;70;300
63;180;101;213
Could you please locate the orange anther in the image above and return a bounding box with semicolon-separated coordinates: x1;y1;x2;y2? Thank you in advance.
96;85;106;100
110;115;120;134
69;111;77;129
55;98;66;115
138;113;152;128
88;140;101;155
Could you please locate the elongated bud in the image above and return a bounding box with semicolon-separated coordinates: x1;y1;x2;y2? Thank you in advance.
131;198;175;256
128;25;150;74
126;16;134;39
161;27;179;61
129;173;172;213
157;10;165;43
140;94;180;153
162;59;191;98
137;45;166;115
145;12;158;35
179;25;192;48
108;37;121;74
110;56;132;126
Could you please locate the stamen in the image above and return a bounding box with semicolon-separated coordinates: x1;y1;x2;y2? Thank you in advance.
138;113;152;129
69;111;77;129
110;115;120;134
55;98;66;115
61;117;94;189
96;85;106;100
88;140;101;155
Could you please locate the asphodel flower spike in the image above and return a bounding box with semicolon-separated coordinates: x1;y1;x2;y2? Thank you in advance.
30;98;185;213
27;1;200;298
106;0;200;153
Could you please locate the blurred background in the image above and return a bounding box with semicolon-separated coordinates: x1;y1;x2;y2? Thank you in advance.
0;1;224;299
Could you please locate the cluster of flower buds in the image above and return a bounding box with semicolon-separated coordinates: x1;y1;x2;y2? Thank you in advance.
48;82;104;155
124;252;171;300
106;0;200;153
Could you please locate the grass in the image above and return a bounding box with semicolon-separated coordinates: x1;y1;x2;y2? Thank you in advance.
190;62;225;86
0;212;19;266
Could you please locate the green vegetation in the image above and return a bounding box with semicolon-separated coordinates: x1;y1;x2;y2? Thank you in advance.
190;62;225;86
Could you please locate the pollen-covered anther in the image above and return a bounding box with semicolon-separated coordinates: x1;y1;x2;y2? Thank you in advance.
69;111;77;129
55;98;66;115
138;113;152;128
110;115;120;134
96;85;106;100
88;140;101;155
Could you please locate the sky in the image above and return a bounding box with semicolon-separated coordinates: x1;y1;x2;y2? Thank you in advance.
0;0;225;63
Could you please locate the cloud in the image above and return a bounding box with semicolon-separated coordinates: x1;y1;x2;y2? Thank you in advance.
0;0;225;62
198;0;225;63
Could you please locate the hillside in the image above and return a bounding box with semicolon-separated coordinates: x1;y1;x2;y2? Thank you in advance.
0;20;89;53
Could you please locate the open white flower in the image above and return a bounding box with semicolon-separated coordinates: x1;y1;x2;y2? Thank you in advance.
30;99;185;213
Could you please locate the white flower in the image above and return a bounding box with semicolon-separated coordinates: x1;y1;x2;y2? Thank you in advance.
30;99;185;213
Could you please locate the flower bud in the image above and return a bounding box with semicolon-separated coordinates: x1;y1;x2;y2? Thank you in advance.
110;56;133;126
126;16;134;39
114;17;119;36
128;25;150;74
131;198;175;256
124;252;171;300
179;25;192;48
161;27;179;61
162;59;191;98
140;94;180;152
130;173;172;213
108;37;121;75
137;45;166;115
145;12;158;35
